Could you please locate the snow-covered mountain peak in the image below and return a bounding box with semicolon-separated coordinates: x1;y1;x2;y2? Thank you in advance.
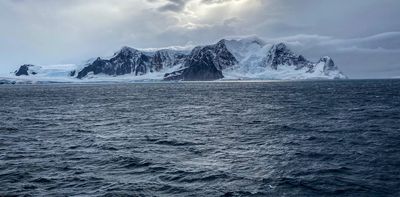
319;56;334;64
267;42;295;59
270;42;288;51
114;46;142;57
315;56;346;78
264;42;307;70
153;49;187;57
222;36;266;45
221;37;266;62
120;46;137;52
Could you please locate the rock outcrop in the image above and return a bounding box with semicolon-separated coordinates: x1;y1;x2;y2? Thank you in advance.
76;47;188;79
15;64;38;76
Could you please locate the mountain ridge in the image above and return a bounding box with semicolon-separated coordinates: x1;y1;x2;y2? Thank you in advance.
9;36;347;82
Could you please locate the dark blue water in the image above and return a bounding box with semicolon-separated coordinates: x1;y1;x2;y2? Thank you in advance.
0;80;399;196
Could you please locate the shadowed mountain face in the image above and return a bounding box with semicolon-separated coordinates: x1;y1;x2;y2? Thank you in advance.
14;64;38;76
262;43;344;77
164;40;237;81
264;43;314;70
13;37;347;81
75;47;188;79
163;54;224;81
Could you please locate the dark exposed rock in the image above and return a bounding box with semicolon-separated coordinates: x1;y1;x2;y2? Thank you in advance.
264;43;314;71
0;79;16;84
164;39;237;81
207;39;238;70
319;56;337;72
15;64;36;76
76;47;187;79
263;43;347;78
181;60;224;81
317;56;346;78
164;54;224;81
75;39;237;81
163;69;185;81
76;47;151;79
151;50;187;72
69;70;76;77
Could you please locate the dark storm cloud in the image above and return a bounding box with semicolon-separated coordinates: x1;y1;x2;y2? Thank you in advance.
0;0;399;78
158;0;190;12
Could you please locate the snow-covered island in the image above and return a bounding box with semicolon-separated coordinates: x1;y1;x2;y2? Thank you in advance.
0;37;347;84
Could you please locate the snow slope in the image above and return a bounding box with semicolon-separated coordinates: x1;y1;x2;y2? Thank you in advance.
0;64;80;84
221;37;347;80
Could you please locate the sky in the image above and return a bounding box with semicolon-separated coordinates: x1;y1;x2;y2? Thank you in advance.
0;0;400;78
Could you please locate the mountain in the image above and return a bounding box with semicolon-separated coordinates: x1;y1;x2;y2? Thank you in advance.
74;47;188;79
14;64;39;76
165;38;346;80
164;40;237;81
6;36;347;83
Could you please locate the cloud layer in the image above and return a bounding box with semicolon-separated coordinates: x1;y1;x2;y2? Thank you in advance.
0;0;399;78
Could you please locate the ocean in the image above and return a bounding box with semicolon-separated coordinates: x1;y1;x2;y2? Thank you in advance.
0;80;399;196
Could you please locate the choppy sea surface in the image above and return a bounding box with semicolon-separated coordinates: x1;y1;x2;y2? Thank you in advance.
0;80;400;196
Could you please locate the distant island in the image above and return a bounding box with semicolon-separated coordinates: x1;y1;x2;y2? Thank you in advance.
1;37;347;84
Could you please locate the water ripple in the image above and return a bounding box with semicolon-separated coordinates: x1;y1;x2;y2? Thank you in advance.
0;80;399;196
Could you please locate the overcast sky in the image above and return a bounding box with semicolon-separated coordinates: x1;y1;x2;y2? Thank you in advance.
1;0;399;78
